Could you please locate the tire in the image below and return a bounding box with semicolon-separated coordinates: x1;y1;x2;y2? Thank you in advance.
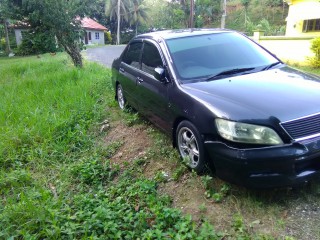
176;120;207;173
116;83;126;110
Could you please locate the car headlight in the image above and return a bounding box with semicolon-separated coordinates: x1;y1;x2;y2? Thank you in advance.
215;119;283;145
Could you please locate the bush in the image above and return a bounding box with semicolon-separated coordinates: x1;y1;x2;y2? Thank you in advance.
0;38;6;51
310;37;320;67
104;31;112;44
15;29;60;56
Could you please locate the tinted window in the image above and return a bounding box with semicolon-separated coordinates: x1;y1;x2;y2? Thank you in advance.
165;32;278;81
122;42;142;69
141;42;163;76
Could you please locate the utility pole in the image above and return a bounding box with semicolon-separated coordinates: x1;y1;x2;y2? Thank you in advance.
116;0;121;45
189;0;194;28
221;0;227;28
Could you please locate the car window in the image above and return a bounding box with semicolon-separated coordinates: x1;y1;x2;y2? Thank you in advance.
141;42;163;76
122;42;143;69
165;32;278;81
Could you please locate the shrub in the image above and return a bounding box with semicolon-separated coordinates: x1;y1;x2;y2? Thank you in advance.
15;28;60;56
104;31;112;44
310;37;320;67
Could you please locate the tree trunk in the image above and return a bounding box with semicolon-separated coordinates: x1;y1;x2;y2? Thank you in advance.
135;23;138;36
221;0;227;28
60;41;83;68
4;19;11;54
117;0;121;45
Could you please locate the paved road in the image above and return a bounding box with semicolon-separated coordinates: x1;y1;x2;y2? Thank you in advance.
84;45;126;68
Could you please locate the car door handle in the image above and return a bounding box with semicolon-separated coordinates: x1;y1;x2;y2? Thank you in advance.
137;77;144;83
119;67;125;73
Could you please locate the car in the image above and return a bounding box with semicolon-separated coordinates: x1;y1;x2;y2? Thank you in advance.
111;29;320;188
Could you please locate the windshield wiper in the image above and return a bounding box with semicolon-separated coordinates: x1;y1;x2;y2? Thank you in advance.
206;67;255;81
262;61;282;71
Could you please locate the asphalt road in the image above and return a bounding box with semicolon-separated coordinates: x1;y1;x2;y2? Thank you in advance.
84;45;126;68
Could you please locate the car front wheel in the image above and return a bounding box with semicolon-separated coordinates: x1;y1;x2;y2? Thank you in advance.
176;120;206;173
116;83;126;110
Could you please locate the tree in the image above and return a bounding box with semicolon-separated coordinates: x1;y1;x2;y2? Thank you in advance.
0;0;11;54
240;0;251;28
7;0;95;67
105;0;130;44
129;0;149;35
194;0;220;27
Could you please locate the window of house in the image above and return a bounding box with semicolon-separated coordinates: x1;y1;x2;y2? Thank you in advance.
95;32;100;39
141;42;163;76
88;32;91;41
303;19;320;32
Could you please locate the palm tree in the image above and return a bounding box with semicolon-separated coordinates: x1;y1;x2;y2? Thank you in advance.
105;0;129;44
129;0;149;35
240;0;251;28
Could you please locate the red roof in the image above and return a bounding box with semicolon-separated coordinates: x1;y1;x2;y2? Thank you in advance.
81;17;107;31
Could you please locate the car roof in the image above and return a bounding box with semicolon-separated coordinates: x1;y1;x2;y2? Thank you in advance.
134;28;234;41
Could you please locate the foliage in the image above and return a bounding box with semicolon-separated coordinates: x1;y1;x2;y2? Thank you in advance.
194;0;221;27
224;0;288;35
4;0;98;67
104;30;112;44
0;54;223;239
15;28;60;56
129;0;150;35
310;37;320;67
2;53;318;239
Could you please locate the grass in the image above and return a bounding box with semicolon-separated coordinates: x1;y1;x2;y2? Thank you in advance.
0;54;221;239
1;53;319;239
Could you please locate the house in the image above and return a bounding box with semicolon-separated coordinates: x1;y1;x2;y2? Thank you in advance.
285;0;320;37
81;17;107;45
13;17;108;46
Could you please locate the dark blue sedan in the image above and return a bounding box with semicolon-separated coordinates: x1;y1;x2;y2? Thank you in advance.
111;29;320;188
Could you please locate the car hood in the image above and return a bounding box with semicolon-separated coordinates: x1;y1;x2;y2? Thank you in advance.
182;66;320;123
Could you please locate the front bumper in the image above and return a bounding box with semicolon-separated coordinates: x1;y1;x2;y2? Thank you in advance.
205;137;320;188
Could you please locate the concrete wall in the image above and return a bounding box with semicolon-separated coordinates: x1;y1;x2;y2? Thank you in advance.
14;29;23;46
84;30;105;45
252;32;317;64
285;0;320;37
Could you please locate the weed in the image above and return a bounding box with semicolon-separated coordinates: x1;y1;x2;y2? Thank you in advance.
154;170;169;183
172;164;188;181
199;203;207;213
70;157;117;185
201;175;230;202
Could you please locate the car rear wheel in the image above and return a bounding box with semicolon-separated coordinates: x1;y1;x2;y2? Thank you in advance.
176;120;206;173
116;83;126;110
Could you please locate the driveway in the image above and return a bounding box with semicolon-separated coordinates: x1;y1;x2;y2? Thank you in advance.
84;45;126;68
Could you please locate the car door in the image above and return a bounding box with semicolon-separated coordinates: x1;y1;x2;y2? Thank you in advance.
118;41;143;109
135;40;171;131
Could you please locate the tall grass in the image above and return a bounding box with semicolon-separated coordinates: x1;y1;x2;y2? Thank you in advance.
0;54;221;239
0;54;111;169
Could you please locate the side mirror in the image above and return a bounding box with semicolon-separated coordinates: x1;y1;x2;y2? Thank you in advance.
153;67;167;82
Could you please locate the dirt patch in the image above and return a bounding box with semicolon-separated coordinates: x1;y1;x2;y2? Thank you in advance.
104;121;151;168
102;116;320;239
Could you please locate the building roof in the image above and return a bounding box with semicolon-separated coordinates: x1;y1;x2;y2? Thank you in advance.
81;17;107;31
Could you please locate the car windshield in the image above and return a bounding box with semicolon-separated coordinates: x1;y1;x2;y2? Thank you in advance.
165;32;279;82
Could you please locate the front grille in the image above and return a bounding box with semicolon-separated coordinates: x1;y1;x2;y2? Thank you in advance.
281;113;320;140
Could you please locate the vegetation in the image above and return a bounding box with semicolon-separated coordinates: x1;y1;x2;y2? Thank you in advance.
0;54;220;239
1;52;320;239
309;37;320;67
0;0;97;67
